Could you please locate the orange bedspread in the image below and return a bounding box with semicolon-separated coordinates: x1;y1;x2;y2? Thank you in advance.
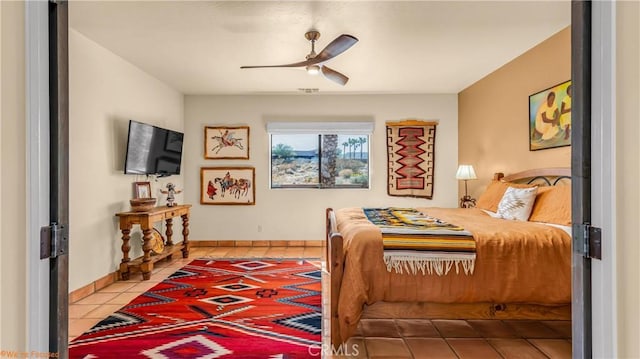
335;207;572;341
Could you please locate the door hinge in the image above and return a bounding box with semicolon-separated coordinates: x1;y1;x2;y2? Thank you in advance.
580;223;602;260
40;222;68;259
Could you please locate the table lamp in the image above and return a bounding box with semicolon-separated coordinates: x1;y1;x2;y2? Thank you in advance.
456;165;477;208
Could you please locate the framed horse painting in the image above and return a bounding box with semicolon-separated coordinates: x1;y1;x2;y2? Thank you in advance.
200;167;255;205
204;126;250;159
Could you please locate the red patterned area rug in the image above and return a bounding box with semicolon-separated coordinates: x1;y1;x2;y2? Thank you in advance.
69;259;322;358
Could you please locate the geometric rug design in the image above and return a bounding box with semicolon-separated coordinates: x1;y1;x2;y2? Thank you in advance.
69;259;322;358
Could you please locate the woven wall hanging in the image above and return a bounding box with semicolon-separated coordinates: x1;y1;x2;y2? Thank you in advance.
386;119;438;199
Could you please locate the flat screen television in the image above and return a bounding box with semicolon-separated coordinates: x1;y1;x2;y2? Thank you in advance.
124;120;184;177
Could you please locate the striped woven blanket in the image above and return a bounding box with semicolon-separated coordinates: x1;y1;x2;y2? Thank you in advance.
363;207;476;275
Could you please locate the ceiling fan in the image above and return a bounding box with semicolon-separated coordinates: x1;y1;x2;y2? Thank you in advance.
240;30;358;86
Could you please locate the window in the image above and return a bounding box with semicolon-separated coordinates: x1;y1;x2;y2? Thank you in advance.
268;122;373;189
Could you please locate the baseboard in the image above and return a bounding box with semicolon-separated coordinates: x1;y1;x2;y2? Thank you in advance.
190;240;324;247
69;271;118;304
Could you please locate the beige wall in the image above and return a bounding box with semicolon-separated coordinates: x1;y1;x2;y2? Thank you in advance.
184;94;459;241
0;0;4;345
69;29;184;292
458;27;571;198
0;1;27;350
616;2;640;357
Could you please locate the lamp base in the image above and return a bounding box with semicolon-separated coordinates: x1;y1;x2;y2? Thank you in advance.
460;195;476;209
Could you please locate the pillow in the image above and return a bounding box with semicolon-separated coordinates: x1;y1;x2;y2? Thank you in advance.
476;180;537;212
529;185;572;225
496;186;538;221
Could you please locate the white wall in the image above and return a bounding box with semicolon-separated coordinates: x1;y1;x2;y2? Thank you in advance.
184;94;458;241
0;0;27;350
69;29;184;292
616;1;640;357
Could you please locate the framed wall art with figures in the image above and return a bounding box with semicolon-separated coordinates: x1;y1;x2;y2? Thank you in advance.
200;167;255;205
204;126;250;159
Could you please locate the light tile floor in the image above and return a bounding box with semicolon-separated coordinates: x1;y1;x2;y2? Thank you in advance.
69;246;572;358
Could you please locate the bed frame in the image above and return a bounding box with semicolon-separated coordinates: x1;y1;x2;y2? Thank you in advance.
325;167;571;345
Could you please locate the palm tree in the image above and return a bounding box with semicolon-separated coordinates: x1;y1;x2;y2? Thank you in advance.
358;137;367;159
350;139;357;159
348;138;357;159
321;135;338;187
342;141;349;159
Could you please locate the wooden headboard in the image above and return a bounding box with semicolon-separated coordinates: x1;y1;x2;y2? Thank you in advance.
494;167;571;186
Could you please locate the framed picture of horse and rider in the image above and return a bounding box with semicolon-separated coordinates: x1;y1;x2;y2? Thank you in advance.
204;126;250;159
200;167;255;205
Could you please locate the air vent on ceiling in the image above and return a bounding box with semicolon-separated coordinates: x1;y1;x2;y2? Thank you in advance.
298;88;319;94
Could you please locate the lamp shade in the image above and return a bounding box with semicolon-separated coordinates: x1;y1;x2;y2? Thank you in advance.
456;165;477;180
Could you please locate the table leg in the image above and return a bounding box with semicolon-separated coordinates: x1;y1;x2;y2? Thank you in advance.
165;218;174;246
140;227;154;280
119;227;131;280
181;213;190;258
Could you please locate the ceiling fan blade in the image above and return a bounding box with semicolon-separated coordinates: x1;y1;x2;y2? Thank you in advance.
321;65;349;86
314;34;358;63
240;34;358;70
240;58;317;69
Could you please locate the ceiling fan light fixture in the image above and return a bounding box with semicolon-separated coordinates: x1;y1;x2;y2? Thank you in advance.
306;65;320;75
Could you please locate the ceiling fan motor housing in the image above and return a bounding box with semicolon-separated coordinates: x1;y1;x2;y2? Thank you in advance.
305;30;320;42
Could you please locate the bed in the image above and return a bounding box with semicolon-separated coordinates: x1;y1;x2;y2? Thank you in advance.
325;167;572;345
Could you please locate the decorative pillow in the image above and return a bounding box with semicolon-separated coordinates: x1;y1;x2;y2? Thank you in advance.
529;185;572;225
476;180;537;213
496;186;538;221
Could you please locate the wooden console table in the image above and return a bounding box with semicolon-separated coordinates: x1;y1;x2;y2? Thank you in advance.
116;204;191;280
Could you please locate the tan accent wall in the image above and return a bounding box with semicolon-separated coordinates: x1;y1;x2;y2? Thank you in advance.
458;27;571;198
616;1;640;357
0;0;27;350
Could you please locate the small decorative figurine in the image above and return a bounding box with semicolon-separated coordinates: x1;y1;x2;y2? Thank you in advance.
160;183;182;207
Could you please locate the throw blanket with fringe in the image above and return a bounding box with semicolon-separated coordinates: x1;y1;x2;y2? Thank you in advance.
363;207;476;275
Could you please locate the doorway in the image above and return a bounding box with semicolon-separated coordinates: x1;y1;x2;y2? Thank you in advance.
22;2;608;358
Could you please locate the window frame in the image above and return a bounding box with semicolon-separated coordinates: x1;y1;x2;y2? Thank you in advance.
267;121;373;190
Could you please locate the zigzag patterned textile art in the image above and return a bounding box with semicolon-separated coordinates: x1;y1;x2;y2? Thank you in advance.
69;259;322;358
386;120;437;198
